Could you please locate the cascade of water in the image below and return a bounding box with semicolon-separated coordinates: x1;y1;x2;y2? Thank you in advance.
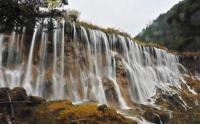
78;28;128;107
53;20;65;99
80;71;89;101
0;22;186;109
87;30;107;104
6;31;16;65
70;72;81;101
52;21;59;99
0;35;5;87
101;32;128;108
0;35;4;67
120;38;182;103
23;27;38;94
35;29;48;96
19;28;26;60
59;19;65;99
3;30;25;89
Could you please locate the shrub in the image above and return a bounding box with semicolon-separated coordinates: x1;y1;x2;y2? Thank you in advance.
65;9;81;22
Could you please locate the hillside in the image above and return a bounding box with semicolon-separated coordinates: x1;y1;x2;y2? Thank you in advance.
136;0;200;52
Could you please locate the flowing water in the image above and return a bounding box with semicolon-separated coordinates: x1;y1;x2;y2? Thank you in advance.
23;27;38;94
0;22;186;109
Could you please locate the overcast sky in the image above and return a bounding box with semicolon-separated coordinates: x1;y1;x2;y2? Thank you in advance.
68;0;182;36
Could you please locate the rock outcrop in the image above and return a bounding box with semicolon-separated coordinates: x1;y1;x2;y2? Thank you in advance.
0;87;135;124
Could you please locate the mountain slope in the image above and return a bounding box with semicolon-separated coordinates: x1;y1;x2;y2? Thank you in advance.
136;0;200;52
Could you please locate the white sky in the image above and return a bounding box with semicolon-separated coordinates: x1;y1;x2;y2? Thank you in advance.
68;0;182;36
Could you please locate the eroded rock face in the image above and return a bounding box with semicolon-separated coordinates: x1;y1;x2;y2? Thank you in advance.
115;55;134;106
185;76;200;93
102;77;119;106
179;54;200;75
143;107;170;124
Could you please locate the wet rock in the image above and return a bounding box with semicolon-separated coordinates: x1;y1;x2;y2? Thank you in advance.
0;113;7;124
29;96;46;105
97;104;108;112
116;55;127;77
143;108;170;124
144;111;162;124
2;47;21;66
185;77;200;93
0;88;11;102
102;77;115;91
102;77;119;105
10;87;28;101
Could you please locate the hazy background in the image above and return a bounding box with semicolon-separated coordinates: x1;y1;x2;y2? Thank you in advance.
68;0;182;36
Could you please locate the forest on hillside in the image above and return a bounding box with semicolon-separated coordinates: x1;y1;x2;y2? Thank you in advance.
136;0;200;52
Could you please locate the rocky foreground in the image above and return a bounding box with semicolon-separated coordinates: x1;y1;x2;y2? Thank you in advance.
125;76;200;124
0;76;200;124
0;87;136;124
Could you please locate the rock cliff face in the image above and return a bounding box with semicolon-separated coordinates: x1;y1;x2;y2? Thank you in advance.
179;53;200;77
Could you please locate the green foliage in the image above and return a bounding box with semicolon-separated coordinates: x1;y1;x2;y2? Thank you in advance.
136;0;200;52
0;0;68;32
47;0;60;8
77;21;132;38
44;0;68;9
65;9;81;22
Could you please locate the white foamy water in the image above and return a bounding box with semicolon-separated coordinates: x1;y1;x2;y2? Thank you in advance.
0;22;187;109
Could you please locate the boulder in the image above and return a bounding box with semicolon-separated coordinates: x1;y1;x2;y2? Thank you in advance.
10;87;28;101
97;104;108;113
29;96;46;105
143;108;170;124
0;113;7;124
0;88;11;102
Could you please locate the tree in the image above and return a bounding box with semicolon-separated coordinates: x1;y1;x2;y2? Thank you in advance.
0;0;68;32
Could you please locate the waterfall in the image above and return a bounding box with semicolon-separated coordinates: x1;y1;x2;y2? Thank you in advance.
52;21;59;99
72;26;183;105
59;19;66;99
0;35;5;87
23;27;38;94
6;31;16;65
35;29;48;96
0;35;4;67
52;20;66;99
0;22;186;108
